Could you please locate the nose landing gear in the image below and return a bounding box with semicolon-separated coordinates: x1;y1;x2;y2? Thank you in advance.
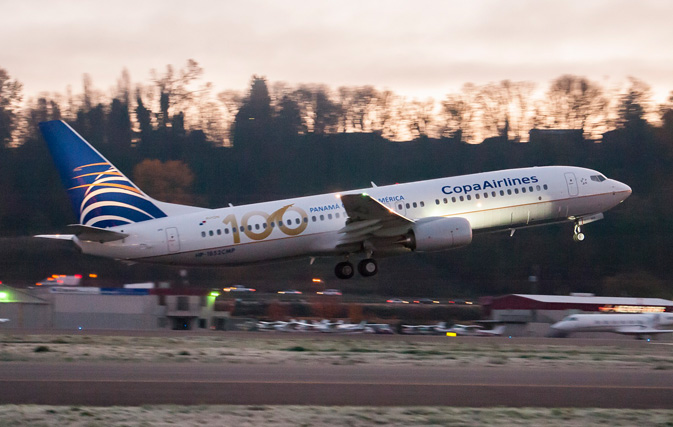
573;223;585;242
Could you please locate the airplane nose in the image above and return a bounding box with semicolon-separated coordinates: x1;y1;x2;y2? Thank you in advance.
613;181;632;200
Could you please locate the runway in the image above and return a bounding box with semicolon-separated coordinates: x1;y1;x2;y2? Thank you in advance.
1;362;672;408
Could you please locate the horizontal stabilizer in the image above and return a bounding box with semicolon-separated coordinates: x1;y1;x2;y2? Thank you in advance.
34;234;75;241
67;225;128;242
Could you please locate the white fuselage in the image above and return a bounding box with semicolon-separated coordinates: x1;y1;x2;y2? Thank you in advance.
75;166;631;266
550;313;673;335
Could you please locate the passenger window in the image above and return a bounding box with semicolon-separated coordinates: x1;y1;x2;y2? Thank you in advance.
443;198;448;204
216;229;222;235
312;216;317;222
507;189;512;195
521;188;526;193
451;197;456;203
201;231;206;237
412;202;417;208
514;188;519;194
320;215;325;221
459;196;464;202
335;213;340;219
492;191;496;197
328;214;333;220
304;217;309;223
295;218;300;224
398;204;403;210
543;184;548;190
466;195;471;201
247;225;252;231
475;194;480;199
499;190;504;196
406;203;410;209
254;224;260;230
263;223;267;229
483;193;488;198
536;185;541;191
420;201;425;207
529;186;533;192
209;230;214;236
225;228;230;234
286;220;292;226
435;199;440;205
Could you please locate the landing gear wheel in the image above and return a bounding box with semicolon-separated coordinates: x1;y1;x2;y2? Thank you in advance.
335;261;355;279
573;223;585;242
358;258;378;277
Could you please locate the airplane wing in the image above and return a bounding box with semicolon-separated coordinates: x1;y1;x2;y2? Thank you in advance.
616;327;673;335
338;194;412;245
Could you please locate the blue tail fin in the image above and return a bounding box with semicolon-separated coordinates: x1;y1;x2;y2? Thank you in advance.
39;120;167;228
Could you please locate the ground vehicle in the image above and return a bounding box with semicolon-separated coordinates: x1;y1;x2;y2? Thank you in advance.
413;298;439;304
316;289;342;296
223;285;256;293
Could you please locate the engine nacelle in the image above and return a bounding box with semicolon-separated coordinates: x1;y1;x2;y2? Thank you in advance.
405;217;472;252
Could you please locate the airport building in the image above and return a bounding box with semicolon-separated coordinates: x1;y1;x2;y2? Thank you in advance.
0;285;233;331
0;284;50;328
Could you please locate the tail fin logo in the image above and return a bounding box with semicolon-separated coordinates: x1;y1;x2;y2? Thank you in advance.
39;120;167;228
68;162;167;228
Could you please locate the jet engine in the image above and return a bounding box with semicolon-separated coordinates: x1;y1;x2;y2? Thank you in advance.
404;217;472;252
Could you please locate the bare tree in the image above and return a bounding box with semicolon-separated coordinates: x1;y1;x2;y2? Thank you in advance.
0;68;23;147
542;75;607;138
440;83;479;142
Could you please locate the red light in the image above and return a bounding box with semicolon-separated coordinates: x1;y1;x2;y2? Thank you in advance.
74;274;82;279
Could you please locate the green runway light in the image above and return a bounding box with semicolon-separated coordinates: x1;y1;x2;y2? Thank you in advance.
209;292;220;298
0;292;7;300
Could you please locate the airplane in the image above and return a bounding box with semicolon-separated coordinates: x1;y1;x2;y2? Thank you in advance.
446;324;506;337
0;319;9;323
401;322;450;335
548;313;673;339
36;120;631;279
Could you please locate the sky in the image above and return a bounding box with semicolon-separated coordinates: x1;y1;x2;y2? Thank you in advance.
2;0;673;102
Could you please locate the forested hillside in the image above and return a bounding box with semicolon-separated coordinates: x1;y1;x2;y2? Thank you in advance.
1;62;672;297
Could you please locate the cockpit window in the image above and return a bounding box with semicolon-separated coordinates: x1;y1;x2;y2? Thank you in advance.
590;175;607;182
566;316;578;321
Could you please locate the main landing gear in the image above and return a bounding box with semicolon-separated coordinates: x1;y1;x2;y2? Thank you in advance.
573;222;585;242
335;258;378;279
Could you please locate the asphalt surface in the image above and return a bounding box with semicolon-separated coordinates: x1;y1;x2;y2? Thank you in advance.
1;362;672;408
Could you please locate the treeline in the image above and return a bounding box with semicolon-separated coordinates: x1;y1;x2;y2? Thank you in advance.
1;62;673;297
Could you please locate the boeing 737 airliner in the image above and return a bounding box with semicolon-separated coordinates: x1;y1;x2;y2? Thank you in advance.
37;120;632;279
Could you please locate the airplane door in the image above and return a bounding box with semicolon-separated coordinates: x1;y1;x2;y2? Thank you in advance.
166;227;180;253
564;172;579;196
